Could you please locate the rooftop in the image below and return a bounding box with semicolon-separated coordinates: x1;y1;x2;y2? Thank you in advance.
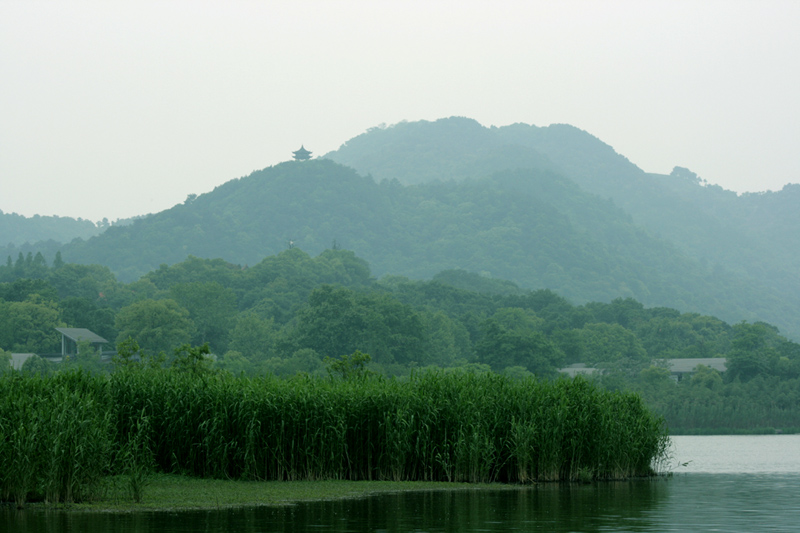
55;328;108;344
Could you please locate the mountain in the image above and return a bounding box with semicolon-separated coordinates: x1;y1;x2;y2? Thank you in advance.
1;211;143;267
53;153;799;338
0;210;102;248
325;117;800;337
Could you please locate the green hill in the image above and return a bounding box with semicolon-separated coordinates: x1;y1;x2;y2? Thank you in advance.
326;117;800;337
0;210;102;247
53;156;797;338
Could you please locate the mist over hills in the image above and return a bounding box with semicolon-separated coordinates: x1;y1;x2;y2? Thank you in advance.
8;117;800;339
327;118;800;295
1;210;103;248
325;117;800;336
1;211;141;262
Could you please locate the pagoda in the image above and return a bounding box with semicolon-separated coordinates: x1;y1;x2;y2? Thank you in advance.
292;145;312;161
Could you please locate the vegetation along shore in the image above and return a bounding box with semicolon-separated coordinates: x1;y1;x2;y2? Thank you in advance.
16;475;517;513
0;360;669;507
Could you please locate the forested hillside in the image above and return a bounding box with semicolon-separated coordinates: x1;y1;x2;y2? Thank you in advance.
0;211;140;268
8;117;799;339
0;210;102;247
48;157;798;338
326;117;800;337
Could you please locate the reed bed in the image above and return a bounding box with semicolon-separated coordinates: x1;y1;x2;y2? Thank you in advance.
1;368;669;504
0;372;112;505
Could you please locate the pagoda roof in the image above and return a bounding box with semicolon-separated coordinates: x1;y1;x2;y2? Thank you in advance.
292;145;312;160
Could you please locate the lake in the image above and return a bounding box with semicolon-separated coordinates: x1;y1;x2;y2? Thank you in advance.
4;435;800;531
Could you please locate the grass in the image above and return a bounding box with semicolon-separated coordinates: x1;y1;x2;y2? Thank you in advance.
1;367;670;506
63;474;516;512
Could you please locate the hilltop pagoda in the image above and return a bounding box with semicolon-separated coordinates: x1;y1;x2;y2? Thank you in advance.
292;145;312;161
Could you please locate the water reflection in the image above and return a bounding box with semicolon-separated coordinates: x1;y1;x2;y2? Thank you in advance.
3;481;672;532
256;483;669;532
7;435;800;531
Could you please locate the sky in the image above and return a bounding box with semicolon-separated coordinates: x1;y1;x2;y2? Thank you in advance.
2;1;799;222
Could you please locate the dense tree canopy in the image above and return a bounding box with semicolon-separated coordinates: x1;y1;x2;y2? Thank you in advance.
115;299;193;355
2;248;800;432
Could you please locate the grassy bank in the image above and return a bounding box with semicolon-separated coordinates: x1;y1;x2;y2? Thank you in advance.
1;366;669;506
62;474;514;512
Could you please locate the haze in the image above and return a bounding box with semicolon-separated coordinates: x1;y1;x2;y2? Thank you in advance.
2;1;799;222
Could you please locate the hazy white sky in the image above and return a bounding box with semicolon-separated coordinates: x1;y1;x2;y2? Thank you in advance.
2;1;799;222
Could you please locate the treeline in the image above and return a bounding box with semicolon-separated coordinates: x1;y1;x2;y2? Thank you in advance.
2;248;800;431
0;363;669;505
50;158;798;340
0;209;103;248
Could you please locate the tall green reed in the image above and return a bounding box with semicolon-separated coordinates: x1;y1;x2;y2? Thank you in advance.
1;366;669;506
0;371;112;505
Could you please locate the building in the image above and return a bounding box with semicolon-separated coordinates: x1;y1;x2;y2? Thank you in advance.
559;363;600;378
663;358;727;382
55;327;109;358
8;328;113;371
292;145;312;161
558;358;727;382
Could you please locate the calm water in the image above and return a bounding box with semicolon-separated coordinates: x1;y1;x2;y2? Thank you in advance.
5;435;800;532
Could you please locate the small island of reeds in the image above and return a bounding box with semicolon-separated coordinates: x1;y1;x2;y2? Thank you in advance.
0;358;669;507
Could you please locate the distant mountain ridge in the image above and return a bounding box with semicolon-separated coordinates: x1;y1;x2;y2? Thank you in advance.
0;211;143;260
10;116;800;339
49;154;798;339
325;117;643;191
325;117;800;335
0;210;102;247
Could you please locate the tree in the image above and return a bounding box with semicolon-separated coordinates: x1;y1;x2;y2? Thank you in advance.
316;249;373;287
20;354;55;375
578;322;647;365
0;297;63;353
217;350;254;376
585;298;645;329
169;281;237;352
29;252;48;278
228;312;279;363
263;348;324;377
690;364;723;390
293;285;368;359
324;350;373;381
0;348;11;374
115;299;193;355
171;343;215;376
725;322;780;382
476;315;564;375
421;309;470;366
52;251;65;269
0;278;58;302
292;285;429;366
60;297;116;341
47;263;117;300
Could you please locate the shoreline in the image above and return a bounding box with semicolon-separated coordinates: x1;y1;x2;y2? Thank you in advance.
15;474;520;513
